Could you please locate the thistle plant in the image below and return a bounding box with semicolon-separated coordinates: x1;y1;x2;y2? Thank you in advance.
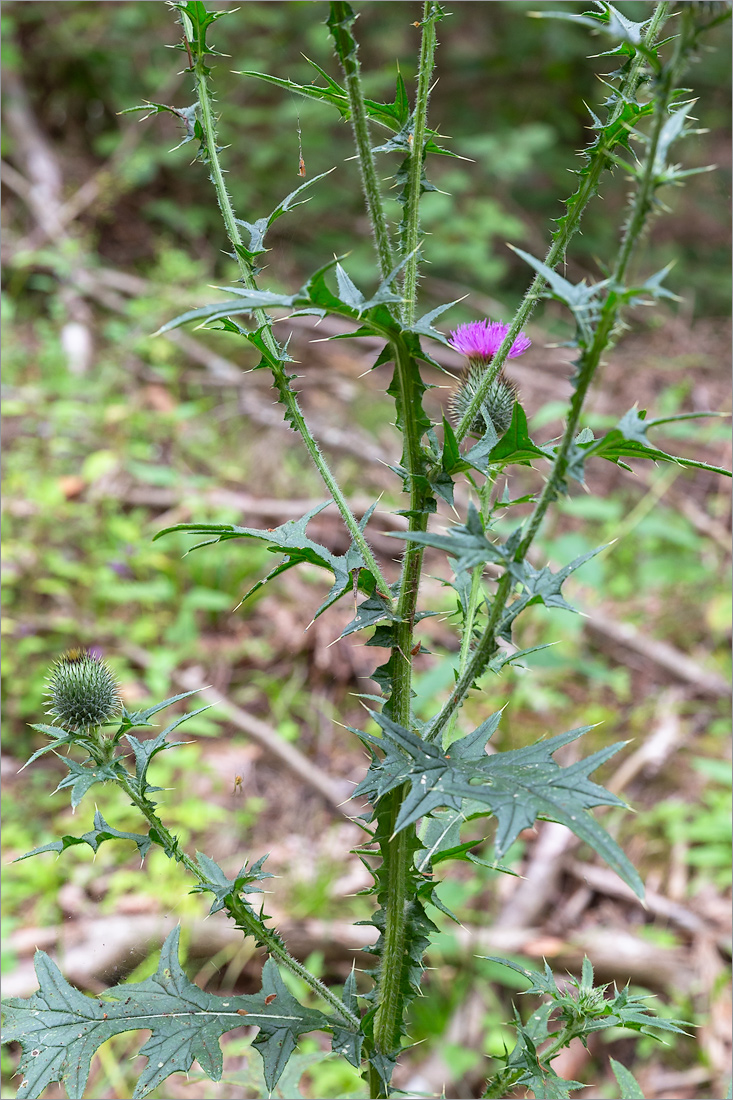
3;3;730;1099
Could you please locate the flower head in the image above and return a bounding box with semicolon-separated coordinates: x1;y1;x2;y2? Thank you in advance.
449;365;518;438
448;319;530;364
45;649;122;733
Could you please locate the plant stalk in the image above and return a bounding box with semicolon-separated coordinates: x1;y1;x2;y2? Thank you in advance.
328;8;440;1091
427;9;688;747
112;764;360;1030
453;0;671;443
189;16;393;604
328;1;395;284
400;1;439;325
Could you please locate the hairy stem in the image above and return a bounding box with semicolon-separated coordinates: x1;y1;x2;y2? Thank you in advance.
328;9;440;1089
328;1;395;283
114;767;360;1030
400;1;439;325
428;9;689;747
188;11;392;604
453;0;671;443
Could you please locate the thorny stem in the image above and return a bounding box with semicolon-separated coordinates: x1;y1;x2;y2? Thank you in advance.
400;1;440;326
453;1;672;443
188;11;393;604
428;1;687;748
328;1;395;283
111;762;360;1030
329;6;439;1092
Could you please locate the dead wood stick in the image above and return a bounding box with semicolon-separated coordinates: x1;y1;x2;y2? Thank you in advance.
112;646;359;818
563;859;731;947
585;609;730;697
6;910;693;1001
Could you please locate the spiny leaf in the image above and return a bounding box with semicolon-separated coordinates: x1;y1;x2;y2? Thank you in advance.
499;544;608;640
466;402;552;473
120;101;199;152
155;502;376;621
14;809;152;864
125;710;209;798
387;502;512;574
1;927;334;1099
610;1057;646;1099
510;245;607;345
530;2;651;47
353;712;643;896
237;60;452;152
117;689;203;730
234;169;337;262
483;956;689;1041
574;407;732;479
190;852;272;916
51;760;119;810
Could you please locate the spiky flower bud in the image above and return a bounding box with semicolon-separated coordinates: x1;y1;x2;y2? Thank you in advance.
449;364;518;437
447;318;530;438
45;649;122;733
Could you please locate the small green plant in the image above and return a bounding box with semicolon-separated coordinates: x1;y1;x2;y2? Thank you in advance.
3;3;730;1098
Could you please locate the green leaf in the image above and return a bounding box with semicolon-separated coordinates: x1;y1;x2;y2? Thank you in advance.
153;290;298;337
53;760;120;810
118;689;203;731
330;968;363;1067
467;402;552;472
610;1058;645;1099
237;60;451;152
387;502;511;574
23;727;79;768
341;589;400;639
530;3;650;46
125;709;209;798
155;502;374;620
509;245;606;344
189;852;272;916
353;713;643;896
234;169;336;262
14;809;152;864
169;0;232;57
483;1008;584;1098
577;407;732;478
120;101;199;152
1;927;333;1099
483;957;689;1043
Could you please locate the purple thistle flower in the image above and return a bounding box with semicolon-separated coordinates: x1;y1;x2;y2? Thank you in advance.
448;319;531;363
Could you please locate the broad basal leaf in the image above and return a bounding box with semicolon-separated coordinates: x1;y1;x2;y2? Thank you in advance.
1;927;336;1099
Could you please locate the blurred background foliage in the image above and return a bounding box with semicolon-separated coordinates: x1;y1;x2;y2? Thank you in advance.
1;2;731;1098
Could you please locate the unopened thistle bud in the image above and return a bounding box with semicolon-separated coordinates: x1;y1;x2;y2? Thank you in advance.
45;649;122;733
449;363;518;437
447;319;530;438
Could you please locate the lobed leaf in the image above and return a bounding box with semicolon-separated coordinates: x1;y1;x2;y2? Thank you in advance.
353;712;643;896
1;927;334;1099
14;809;152;864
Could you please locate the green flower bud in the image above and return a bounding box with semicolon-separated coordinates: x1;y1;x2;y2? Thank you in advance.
45;649;122;733
449;364;518;439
